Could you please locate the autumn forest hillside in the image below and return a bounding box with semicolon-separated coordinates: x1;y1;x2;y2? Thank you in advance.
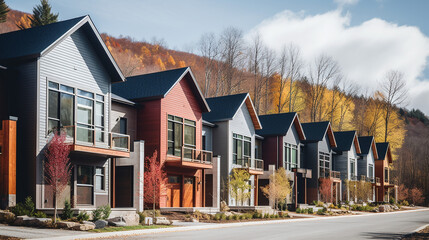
3;9;429;205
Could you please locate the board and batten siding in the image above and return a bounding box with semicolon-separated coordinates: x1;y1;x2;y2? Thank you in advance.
38;28;112;153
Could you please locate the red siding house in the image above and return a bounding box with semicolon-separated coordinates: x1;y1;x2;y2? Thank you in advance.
113;67;213;208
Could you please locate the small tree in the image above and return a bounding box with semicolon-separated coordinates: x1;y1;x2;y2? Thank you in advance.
319;178;333;203
260;168;292;210
0;0;9;23
44;132;71;223
229;169;252;206
397;184;409;202
356;181;373;203
143;150;166;218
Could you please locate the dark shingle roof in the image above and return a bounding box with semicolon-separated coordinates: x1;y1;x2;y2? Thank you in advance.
112;67;188;100
301;121;330;142
0;16;86;62
256;112;296;136
203;93;249;122
376;142;389;160
358;136;374;155
333;131;356;152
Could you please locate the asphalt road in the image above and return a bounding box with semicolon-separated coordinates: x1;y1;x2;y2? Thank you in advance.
106;210;429;240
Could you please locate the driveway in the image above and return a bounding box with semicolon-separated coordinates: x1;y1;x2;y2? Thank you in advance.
0;224;92;239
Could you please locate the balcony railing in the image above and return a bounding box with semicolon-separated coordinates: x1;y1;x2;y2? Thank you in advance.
182;146;213;164
236;157;264;171
58;125;130;152
320;170;341;179
375;177;381;184
359;175;367;182
350;175;358;181
366;177;375;183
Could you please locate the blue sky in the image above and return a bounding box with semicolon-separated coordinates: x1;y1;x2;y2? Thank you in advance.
7;0;429;114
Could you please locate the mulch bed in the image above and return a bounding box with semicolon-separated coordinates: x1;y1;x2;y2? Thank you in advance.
402;226;429;240
0;236;20;240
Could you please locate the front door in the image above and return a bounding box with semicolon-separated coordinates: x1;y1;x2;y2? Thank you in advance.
115;166;133;207
183;177;194;207
166;176;181;207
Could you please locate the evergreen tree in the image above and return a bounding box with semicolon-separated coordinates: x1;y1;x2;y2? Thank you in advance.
29;0;58;27
0;0;10;23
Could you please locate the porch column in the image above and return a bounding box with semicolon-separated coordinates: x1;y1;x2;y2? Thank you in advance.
294;172;298;209
0;117;17;208
254;175;258;206
111;158;116;208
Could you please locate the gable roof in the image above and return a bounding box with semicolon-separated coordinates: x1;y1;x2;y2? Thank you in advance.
376;142;393;163
333;131;361;154
111;93;135;106
256;112;305;140
203;93;262;130
112;67;210;112
358;136;378;158
0;15;125;82
301;121;337;147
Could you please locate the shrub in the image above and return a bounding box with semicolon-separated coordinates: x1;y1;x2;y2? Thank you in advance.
34;211;47;218
102;205;111;219
317;209;325;215
138;211;146;223
264;213;270;218
296;208;301;213
312;200;318;205
92;208;103;221
77;211;90;222
221;213;227;220
61;200;73;220
401;200;409;206
232;214;239;220
389;197;395;205
316;201;324;207
193;210;203;220
307;208;314;214
329;203;336;209
253;212;262;219
214;213;221;221
10;196;35;217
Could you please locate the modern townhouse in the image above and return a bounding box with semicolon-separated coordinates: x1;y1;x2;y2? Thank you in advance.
375;142;397;202
357;136;378;202
332;131;361;202
112;67;219;209
255;112;311;209
0;16;141;213
202;93;263;207
301;122;339;204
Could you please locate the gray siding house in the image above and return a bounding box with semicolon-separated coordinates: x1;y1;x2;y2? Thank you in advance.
357;136;378;201
203;93;263;206
332;131;361;202
0;16;139;212
301;122;339;204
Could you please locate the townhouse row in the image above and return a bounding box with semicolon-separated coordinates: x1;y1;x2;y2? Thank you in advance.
0;16;397;213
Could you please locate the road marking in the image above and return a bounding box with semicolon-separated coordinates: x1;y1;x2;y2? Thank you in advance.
30;208;429;240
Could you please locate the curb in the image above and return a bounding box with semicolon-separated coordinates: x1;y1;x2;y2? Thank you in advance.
401;223;429;239
31;208;429;240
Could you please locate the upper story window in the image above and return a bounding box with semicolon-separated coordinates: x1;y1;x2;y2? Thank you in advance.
255;139;263;160
319;152;330;178
350;158;356;177
48;81;105;144
368;164;374;179
167;115;196;157
384;167;389;183
284;143;298;171
233;133;251;165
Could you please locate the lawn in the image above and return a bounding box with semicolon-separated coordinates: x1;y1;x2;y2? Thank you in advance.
89;225;174;233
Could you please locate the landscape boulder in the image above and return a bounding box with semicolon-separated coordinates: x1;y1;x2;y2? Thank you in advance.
109;221;126;227
34;218;52;227
94;219;108;229
0;210;15;223
155;217;171;225
14;216;36;226
122;213;140;226
72;223;95;231
57;221;80;229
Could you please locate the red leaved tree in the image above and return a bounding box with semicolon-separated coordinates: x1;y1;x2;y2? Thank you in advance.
319;178;333;203
144;150;166;217
409;188;425;205
398;184;409;202
44;132;71;223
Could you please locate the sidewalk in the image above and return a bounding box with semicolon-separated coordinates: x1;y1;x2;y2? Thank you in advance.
28;208;429;240
0;224;92;239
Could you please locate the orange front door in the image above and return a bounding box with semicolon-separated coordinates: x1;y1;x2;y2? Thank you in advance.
166;175;181;207
183;177;194;207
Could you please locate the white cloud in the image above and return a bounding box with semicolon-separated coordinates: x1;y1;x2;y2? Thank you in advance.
246;10;429;114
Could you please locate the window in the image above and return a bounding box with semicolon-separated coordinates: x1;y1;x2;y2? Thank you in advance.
255;139;263;160
48;82;74;136
119;118;127;134
77;165;93;205
319;152;330;178
350;158;356;178
233;134;251;166
384;167;389;183
168;176;181;183
167;115;196;157
368;164;374;179
284;143;298;170
202;135;206;151
95;167;105;191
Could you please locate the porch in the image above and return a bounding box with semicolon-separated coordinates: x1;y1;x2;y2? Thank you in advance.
165;146;213;169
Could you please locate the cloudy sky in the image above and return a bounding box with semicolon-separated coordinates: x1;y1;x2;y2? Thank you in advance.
8;0;429;114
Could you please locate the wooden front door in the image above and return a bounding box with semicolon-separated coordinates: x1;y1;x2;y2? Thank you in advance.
183;177;194;207
115;166;133;207
166;176;181;207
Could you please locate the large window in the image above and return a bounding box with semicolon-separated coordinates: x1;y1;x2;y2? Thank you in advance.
384;167;389;183
255;139;263;160
47;81;105;144
233;133;251;166
319;152;330;178
167;115;196;157
284;143;298;170
48;82;74;136
77;165;93;205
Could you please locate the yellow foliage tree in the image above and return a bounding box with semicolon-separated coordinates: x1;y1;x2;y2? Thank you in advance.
270;74;306;114
167;55;176;66
156;57;166;71
260;168;292;210
178;60;186;68
15;14;32;30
